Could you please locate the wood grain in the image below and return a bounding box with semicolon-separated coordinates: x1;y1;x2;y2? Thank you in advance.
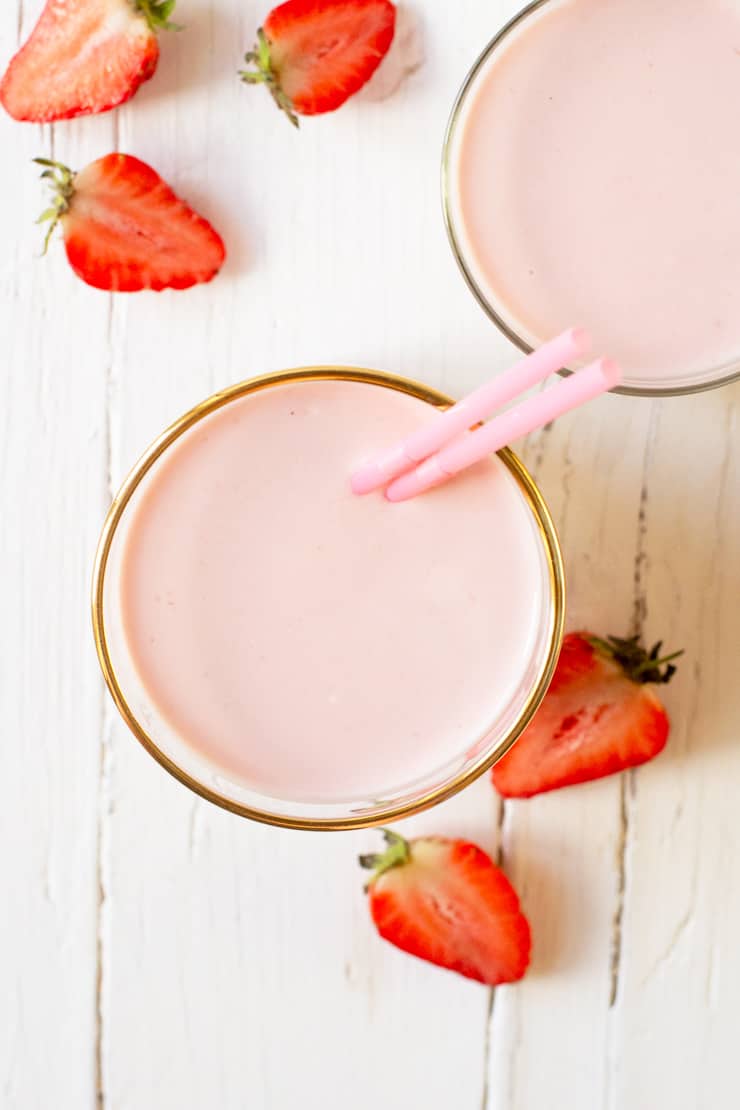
1;0;739;1107
0;7;115;1106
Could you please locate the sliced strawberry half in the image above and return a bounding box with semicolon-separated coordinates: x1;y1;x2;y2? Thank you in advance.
36;154;225;293
240;0;396;127
360;830;531;986
1;0;178;123
492;632;683;799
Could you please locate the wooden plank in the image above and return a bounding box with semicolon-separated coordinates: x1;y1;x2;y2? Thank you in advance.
0;5;115;1103
485;395;653;1107
607;383;740;1109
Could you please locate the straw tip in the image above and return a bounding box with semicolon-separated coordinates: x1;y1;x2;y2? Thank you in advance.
350;465;382;496
384;482;406;503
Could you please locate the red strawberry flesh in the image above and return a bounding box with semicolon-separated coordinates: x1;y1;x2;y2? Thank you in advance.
38;154;225;293
363;833;531;986
241;0;396;124
1;0;162;123
492;632;679;798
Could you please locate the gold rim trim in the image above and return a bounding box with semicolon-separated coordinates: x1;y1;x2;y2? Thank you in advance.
92;366;566;831
441;0;740;400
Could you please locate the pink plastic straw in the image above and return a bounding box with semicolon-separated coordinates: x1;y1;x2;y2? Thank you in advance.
385;358;622;502
350;328;590;495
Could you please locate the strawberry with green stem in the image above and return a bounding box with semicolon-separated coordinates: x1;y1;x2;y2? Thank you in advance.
492;632;684;799
360;830;531;986
36;154;226;293
240;0;396;127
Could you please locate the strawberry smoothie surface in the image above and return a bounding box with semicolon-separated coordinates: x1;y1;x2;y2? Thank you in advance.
446;0;740;393
117;377;554;805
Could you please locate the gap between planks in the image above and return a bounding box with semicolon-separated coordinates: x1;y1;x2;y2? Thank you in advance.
608;400;658;1010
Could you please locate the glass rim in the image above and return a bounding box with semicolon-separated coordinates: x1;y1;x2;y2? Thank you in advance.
440;0;740;400
91;365;566;831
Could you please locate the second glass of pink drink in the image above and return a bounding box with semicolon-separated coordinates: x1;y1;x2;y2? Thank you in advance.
93;368;564;829
444;0;740;396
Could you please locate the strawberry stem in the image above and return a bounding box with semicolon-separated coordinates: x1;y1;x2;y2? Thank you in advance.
588;634;684;685
34;158;76;255
359;829;410;886
133;0;182;32
631;649;685;677
239;29;300;129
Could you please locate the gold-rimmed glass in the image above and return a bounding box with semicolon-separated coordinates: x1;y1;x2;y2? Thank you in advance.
92;366;565;831
442;0;740;398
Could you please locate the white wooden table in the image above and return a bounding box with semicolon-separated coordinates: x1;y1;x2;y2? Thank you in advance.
2;1;739;1107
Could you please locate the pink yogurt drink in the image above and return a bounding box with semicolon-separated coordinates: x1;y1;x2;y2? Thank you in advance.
444;0;740;395
93;369;563;829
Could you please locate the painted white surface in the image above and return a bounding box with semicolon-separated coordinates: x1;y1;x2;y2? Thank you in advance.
0;1;738;1107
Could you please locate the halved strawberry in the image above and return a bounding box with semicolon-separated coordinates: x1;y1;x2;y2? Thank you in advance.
1;0;178;123
36;154;225;293
240;0;396;127
360;830;531;986
492;632;683;798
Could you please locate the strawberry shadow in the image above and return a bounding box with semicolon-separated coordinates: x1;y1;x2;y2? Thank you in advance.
356;4;426;106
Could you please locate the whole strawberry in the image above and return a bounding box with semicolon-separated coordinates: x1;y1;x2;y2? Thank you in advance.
1;0;178;123
240;0;396;127
36;154;225;293
361;830;531;986
492;632;683;798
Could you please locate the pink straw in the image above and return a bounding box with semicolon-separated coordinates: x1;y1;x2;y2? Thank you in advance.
385;357;622;502
350;328;590;495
